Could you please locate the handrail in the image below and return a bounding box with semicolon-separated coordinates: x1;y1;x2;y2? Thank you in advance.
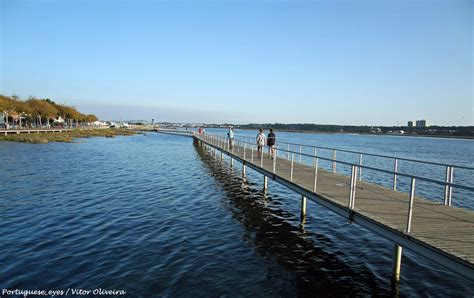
229;137;474;191
232;136;474;170
196;133;474;207
196;129;474;283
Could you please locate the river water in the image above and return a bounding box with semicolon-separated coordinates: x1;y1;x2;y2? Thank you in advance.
0;131;473;296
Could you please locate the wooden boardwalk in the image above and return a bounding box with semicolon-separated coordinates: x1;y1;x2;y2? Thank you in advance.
0;128;71;135
193;133;474;281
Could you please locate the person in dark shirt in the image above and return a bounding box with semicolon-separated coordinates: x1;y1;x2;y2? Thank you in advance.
267;128;276;159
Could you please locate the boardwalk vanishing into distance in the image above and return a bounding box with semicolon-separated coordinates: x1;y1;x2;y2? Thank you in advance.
157;129;474;283
0;128;71;135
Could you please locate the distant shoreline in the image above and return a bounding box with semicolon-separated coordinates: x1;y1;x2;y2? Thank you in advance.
233;127;474;140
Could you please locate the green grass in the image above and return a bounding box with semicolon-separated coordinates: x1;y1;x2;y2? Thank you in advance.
0;128;137;144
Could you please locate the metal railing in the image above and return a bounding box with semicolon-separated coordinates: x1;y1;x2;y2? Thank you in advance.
235;136;474;170
196;133;474;235
230;135;473;206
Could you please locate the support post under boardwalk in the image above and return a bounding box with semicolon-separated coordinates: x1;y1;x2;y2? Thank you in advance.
242;163;246;176
392;245;403;282
301;195;307;220
230;157;234;167
263;176;268;191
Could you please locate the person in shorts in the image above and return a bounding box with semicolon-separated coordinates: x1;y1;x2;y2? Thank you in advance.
256;128;266;158
227;127;234;149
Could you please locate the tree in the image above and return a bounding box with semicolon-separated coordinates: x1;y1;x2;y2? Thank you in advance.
84;114;98;124
1;94;98;129
26;98;59;128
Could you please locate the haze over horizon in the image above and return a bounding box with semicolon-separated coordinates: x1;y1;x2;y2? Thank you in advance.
1;0;472;126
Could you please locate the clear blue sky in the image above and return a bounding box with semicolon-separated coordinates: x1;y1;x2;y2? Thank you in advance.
1;0;472;125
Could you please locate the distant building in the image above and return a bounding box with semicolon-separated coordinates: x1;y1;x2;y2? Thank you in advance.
93;121;108;127
416;120;429;127
54;116;65;124
407;121;414;127
387;130;405;135
370;127;382;133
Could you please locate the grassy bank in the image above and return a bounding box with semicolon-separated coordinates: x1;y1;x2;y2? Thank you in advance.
0;128;137;144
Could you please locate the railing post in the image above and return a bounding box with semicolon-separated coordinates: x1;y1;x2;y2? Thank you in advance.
359;154;363;181
273;149;277;173
243;143;246;160
313;147;317;168
349;165;355;208
349;165;358;209
393;158;398;190
251;146;254;163
260;149;264;167
299;145;302;163
290;153;294;181
405;177;416;233
287;144;290;160
448;167;454;206
444;166;451;205
354;167;358;208
313;158;319;193
332;149;337;173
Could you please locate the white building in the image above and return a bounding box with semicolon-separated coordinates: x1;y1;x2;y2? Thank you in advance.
54;116;65;124
93;120;108;127
416;120;429;127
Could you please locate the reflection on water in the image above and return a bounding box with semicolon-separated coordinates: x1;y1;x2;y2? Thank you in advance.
195;140;391;296
194;138;474;296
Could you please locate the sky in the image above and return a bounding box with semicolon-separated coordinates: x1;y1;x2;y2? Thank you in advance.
1;0;472;125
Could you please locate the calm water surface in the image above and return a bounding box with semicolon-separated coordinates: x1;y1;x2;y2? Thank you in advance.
0;132;473;296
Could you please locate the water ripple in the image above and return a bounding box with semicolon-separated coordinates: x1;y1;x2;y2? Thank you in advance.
0;134;472;296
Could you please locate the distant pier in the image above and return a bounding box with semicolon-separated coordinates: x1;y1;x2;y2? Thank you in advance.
1;128;72;135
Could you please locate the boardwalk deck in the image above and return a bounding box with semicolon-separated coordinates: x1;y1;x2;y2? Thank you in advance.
193;133;474;281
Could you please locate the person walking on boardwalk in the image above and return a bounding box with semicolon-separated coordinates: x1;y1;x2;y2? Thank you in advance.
256;128;266;158
267;128;276;159
227;127;234;149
